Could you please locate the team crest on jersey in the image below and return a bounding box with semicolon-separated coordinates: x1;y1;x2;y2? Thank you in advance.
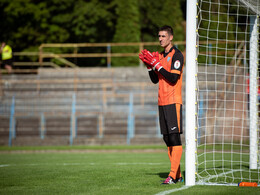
174;60;181;69
167;57;171;62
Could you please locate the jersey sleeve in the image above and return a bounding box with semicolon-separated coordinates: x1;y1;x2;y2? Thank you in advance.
148;70;159;84
170;52;184;75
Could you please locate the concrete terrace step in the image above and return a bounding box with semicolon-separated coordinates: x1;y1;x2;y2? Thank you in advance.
0;66;248;146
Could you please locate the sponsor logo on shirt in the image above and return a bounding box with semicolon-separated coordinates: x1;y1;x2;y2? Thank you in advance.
174;60;181;69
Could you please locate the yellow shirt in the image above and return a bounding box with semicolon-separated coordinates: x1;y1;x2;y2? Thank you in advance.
2;45;12;60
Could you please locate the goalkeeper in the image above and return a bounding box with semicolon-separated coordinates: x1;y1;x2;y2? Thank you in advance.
139;25;184;184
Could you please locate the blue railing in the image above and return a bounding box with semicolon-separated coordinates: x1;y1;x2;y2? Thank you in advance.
8;96;15;146
5;92;160;146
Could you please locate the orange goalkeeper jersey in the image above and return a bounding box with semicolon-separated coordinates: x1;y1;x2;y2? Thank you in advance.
157;46;184;106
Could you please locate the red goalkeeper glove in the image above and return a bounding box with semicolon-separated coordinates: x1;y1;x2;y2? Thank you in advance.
142;50;163;71
139;52;152;70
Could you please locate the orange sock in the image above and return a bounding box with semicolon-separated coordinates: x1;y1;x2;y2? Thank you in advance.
176;165;182;178
167;146;182;178
167;146;173;161
168;145;183;179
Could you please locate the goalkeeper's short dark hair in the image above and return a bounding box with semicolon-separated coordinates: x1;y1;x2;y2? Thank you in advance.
159;25;173;36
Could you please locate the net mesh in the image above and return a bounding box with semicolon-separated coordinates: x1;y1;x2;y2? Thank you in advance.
196;0;259;185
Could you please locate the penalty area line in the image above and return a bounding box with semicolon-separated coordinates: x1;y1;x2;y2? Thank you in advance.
154;185;191;195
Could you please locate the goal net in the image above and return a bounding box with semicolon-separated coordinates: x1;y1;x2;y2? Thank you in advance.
186;0;259;186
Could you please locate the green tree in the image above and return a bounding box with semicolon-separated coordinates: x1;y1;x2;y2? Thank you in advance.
1;0;72;51
0;0;187;67
70;0;116;43
0;0;116;66
65;0;116;66
112;0;141;67
139;0;185;42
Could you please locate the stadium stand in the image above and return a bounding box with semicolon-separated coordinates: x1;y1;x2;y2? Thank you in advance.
0;67;163;146
0;66;247;146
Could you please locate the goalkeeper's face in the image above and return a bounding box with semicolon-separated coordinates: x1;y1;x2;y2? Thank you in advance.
158;31;173;49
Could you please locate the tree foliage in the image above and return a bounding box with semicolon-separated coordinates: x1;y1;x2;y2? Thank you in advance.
139;0;185;42
112;0;140;66
0;0;186;67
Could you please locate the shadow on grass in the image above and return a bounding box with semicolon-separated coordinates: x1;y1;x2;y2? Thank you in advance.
158;172;169;178
148;171;186;180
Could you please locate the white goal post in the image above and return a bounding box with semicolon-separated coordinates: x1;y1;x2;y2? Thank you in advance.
185;0;197;186
185;0;259;186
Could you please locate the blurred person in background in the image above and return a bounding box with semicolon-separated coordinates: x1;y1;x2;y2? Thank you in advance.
0;42;13;74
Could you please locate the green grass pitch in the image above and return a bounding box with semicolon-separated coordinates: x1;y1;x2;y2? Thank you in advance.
0;145;259;195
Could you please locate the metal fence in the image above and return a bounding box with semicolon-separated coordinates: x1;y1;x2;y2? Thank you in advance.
0;68;162;146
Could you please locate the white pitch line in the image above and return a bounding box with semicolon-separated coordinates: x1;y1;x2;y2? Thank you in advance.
115;162;164;165
61;163;83;166
0;164;10;168
0;162;166;167
154;185;191;195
